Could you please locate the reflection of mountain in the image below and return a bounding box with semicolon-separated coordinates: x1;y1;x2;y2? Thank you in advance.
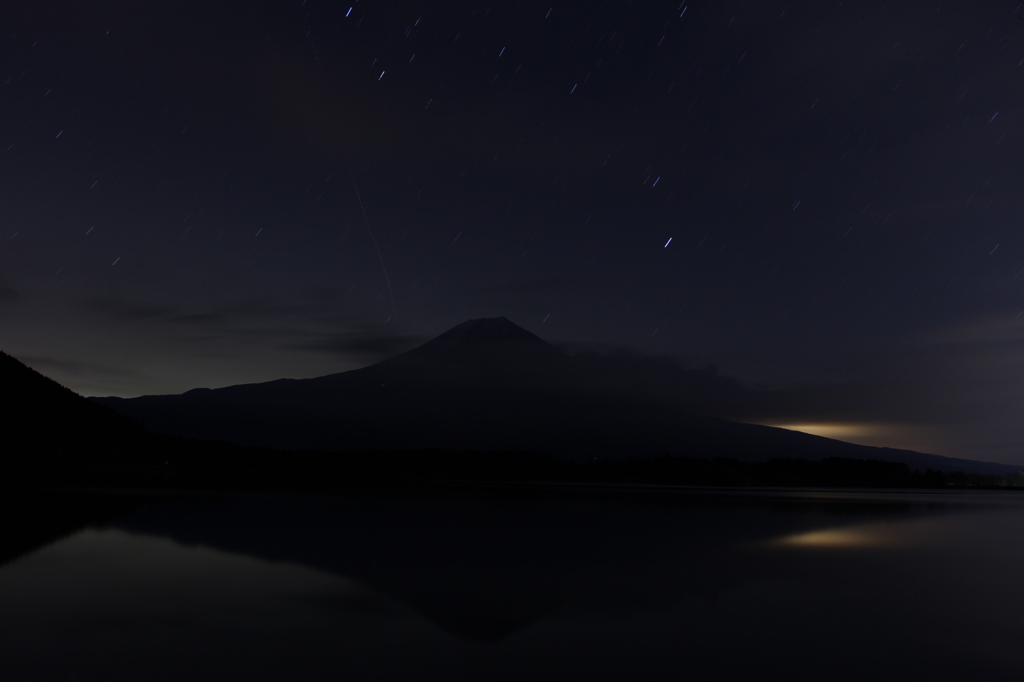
92;318;1015;474
110;490;925;642
0;491;143;568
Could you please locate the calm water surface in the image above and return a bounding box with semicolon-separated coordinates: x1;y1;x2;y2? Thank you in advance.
2;487;1024;681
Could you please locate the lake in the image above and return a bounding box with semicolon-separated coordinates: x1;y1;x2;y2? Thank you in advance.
2;486;1023;681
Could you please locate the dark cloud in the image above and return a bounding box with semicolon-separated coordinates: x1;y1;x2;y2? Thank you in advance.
0;271;19;302
85;296;323;324
82;296;354;334
171;312;225;325
488;276;600;294
286;330;426;363
215;299;325;318
79;295;409;364
86;297;178;321
19;355;139;379
553;343;759;420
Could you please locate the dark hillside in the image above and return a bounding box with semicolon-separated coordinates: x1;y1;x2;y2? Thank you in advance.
0;351;147;470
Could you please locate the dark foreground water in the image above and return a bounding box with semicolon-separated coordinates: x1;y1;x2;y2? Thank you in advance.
2;486;1024;681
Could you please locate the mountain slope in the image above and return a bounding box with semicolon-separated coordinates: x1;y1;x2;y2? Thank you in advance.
1;351;145;467
91;318;1018;474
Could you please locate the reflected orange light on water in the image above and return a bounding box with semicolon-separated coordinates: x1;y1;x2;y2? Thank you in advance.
775;527;887;548
771;517;946;550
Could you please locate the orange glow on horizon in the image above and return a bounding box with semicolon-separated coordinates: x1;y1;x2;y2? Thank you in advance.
769;423;878;440
758;421;929;452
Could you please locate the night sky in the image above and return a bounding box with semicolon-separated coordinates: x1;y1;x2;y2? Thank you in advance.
3;0;1024;463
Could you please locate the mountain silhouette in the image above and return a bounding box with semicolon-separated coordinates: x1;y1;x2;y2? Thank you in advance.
91;318;1017;474
0;351;145;469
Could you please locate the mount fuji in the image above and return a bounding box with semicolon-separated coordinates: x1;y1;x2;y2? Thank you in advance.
90;318;1016;474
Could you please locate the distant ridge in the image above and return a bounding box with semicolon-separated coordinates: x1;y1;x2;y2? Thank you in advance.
91;318;1020;475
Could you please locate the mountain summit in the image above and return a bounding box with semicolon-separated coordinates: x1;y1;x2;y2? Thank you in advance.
417;317;550;348
378;317;568;388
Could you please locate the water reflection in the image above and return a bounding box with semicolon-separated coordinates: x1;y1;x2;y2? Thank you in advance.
2;488;1024;681
771;516;943;548
774;525;891;548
